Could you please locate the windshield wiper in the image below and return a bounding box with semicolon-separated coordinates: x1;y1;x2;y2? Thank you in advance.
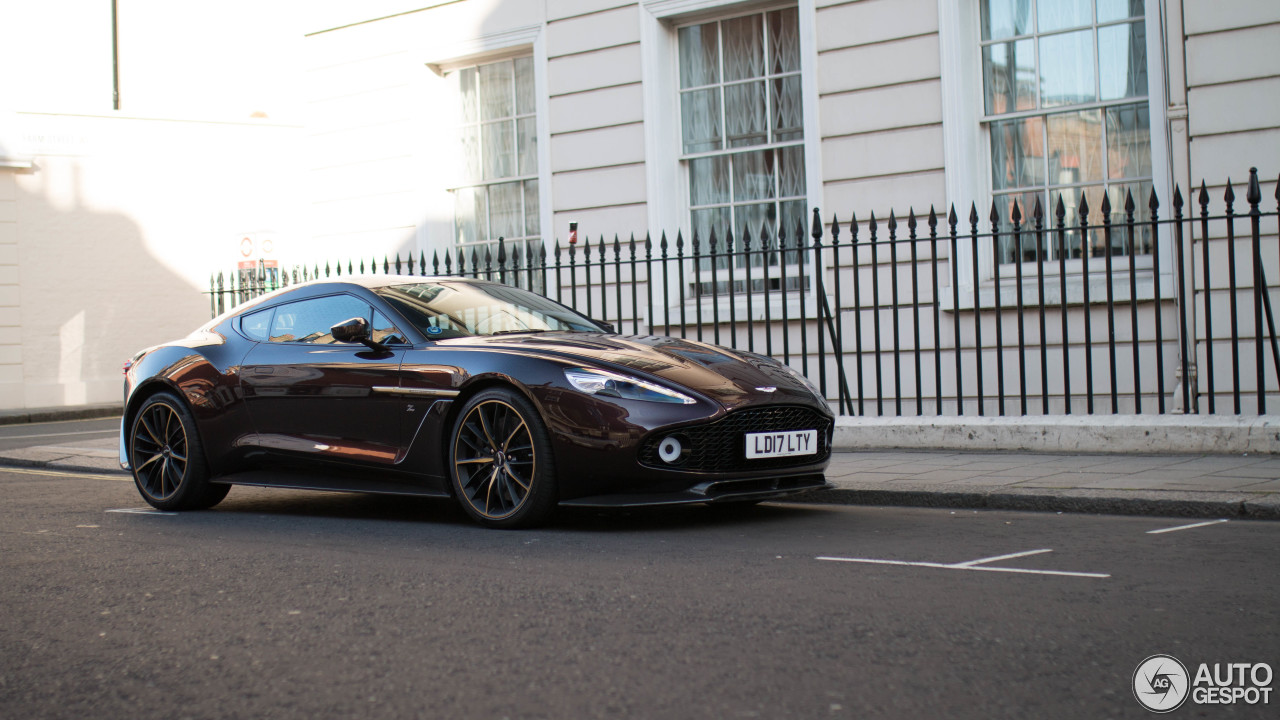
487;328;553;336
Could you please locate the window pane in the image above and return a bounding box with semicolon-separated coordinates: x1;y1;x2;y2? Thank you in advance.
779;199;808;262
737;203;774;242
481;120;515;180
454;186;482;245
456;68;478;124
1098;21;1147;100
1036;0;1090;32
724;81;767;147
990;116;1044;191
689;155;730;206
372;310;405;345
1097;0;1144;23
1105;180;1155;252
768;9;800;74
994;190;1043;261
738;202;774;264
489;182;522;240
1049;184;1106;257
680;88;722;153
479;61;513;121
778;145;806;198
722;14;764;82
514;56;535;115
983;39;1037;114
678;23;719;88
1046;109;1103;185
771;75;804;142
271;296;370;344
459;124;480;183
523;179;540;236
517;116;537;176
241;308;273;341
692;207;730;251
1105;103;1151;179
1039;30;1096;107
733;149;775;202
981;0;1032;40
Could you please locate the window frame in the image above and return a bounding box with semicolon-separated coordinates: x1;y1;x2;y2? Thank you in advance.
444;54;543;265
938;0;1173;310
422;26;551;271
641;0;823;307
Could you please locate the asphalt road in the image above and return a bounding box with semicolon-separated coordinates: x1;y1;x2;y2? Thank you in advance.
0;417;119;452
1;467;1276;720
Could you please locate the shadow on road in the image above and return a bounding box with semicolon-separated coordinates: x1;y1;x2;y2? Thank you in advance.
200;486;834;533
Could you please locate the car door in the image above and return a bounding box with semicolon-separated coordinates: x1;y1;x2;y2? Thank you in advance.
240;293;412;465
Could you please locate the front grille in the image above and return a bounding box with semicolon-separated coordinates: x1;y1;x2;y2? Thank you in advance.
639;405;832;472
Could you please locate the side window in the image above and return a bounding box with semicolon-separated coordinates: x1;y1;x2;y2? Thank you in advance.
371;310;407;345
268;295;372;344
241;308;274;341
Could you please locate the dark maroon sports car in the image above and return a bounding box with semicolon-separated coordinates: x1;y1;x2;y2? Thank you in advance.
120;276;833;528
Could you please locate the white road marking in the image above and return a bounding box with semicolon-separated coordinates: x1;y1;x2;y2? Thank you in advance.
106;508;178;516
1;466;127;482
1146;519;1229;535
816;549;1110;579
953;548;1053;567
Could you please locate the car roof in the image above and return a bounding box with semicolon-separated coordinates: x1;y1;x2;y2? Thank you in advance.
201;275;500;331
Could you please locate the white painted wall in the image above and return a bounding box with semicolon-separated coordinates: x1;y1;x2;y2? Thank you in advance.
0;1;302;410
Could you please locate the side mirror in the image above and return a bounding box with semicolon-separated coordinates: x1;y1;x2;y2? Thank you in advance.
597;321;615;334
330;317;387;351
331;317;371;343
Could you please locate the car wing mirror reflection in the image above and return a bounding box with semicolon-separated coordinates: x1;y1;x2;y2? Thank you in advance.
330;317;388;352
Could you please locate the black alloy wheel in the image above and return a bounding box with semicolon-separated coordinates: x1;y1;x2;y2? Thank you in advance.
129;392;228;511
449;388;557;528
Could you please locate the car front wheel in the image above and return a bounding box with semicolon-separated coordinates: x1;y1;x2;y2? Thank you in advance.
129;392;229;511
449;388;557;529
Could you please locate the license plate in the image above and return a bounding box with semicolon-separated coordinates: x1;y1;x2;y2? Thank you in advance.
744;429;818;459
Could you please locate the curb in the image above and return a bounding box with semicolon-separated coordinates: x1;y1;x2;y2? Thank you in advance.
0;457;127;476
832;415;1280;455
782;486;1280;520
0;405;122;426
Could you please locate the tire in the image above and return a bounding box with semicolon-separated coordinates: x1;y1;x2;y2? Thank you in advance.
448;388;557;529
128;392;229;511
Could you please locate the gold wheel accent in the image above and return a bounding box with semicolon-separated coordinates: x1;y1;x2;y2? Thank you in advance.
452;399;537;519
131;402;190;501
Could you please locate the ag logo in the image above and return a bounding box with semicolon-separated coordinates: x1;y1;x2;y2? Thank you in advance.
1134;654;1190;713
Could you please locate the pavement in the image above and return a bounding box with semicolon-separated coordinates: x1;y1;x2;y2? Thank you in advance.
2;405;1278;520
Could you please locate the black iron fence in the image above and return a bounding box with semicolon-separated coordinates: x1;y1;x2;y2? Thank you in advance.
211;168;1280;417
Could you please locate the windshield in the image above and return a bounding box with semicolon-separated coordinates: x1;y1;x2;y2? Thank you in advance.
374;281;604;339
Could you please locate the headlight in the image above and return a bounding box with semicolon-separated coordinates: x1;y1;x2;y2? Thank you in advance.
775;362;826;403
564;368;696;404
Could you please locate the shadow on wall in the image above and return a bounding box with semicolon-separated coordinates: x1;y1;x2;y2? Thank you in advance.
10;162;207;409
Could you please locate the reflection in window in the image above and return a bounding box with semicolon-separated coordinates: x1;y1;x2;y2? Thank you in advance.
268;295;371;344
980;0;1152;264
678;8;807;273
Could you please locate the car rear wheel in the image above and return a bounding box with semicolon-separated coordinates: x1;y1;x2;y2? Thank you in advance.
449;389;557;529
129;392;229;511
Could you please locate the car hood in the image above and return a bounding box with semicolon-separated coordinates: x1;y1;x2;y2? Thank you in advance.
445;332;829;412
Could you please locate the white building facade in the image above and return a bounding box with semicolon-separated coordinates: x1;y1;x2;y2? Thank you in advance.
298;0;1279;416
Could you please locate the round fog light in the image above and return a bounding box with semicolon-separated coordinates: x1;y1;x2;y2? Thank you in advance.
657;436;685;464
